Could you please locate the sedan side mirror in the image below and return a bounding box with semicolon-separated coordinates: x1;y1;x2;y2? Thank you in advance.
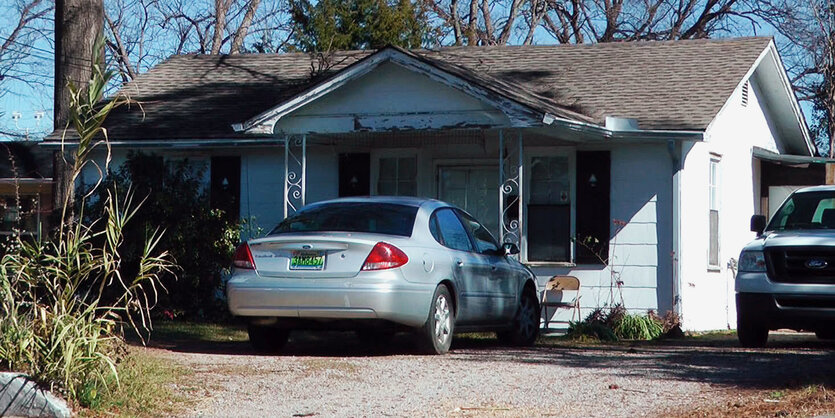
750;214;766;236
502;242;520;255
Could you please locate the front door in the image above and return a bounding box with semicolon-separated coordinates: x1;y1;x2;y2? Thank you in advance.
438;166;499;238
338;153;370;197
210;156;241;221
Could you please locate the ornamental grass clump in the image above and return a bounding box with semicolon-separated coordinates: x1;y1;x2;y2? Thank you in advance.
0;38;174;403
566;305;664;342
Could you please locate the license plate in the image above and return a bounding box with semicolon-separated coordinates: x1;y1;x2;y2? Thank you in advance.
289;251;325;270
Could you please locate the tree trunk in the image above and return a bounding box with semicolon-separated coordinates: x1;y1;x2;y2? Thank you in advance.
229;0;261;54
53;0;103;216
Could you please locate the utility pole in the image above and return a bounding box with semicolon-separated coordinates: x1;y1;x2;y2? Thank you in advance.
52;0;103;215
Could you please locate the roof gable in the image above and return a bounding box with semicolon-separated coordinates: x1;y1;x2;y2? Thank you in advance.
236;46;594;134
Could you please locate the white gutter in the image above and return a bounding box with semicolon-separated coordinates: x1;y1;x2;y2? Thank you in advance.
542;113;705;141
38;138;283;148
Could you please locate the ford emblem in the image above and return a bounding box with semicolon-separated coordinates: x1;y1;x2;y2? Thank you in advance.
302;244;312;250
805;259;828;269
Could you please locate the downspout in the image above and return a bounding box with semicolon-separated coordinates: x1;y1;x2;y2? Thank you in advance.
667;139;683;317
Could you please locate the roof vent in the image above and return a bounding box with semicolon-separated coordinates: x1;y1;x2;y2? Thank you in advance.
742;81;749;107
605;116;639;131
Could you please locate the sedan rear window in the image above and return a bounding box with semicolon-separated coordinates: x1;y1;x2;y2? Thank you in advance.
270;203;419;237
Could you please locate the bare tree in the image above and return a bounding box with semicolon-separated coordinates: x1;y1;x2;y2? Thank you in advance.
103;0;290;82
762;0;835;156
0;0;54;139
422;0;769;46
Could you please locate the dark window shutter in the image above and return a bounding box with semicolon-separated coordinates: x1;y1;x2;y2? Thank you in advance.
575;151;611;264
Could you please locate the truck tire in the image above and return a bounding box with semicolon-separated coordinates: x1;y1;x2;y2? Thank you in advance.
737;302;768;348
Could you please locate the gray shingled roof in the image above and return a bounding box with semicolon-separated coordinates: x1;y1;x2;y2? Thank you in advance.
51;37;772;141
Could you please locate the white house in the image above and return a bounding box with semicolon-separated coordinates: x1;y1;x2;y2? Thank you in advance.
44;37;815;331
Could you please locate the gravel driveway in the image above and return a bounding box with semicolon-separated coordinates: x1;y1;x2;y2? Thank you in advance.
146;331;835;417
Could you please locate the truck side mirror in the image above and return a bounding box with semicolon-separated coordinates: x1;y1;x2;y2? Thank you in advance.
750;215;766;236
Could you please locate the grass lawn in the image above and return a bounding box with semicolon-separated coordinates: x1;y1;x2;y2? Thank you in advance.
78;321;247;417
78;347;192;417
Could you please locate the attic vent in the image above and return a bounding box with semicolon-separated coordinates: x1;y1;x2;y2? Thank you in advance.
741;81;749;107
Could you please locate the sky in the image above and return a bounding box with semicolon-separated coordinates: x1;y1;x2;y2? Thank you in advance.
0;4;819;145
0;0;55;142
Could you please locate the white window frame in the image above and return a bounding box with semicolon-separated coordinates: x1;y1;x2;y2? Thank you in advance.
0;193;42;240
708;155;721;270
521;147;576;266
371;149;420;196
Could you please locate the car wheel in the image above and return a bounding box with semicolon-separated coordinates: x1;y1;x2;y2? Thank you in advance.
737;305;768;348
421;285;454;354
498;287;540;346
248;324;290;353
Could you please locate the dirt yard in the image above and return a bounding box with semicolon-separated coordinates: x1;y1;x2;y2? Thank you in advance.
140;328;835;417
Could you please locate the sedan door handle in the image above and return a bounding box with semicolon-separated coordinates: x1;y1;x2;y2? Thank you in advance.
455;259;464;267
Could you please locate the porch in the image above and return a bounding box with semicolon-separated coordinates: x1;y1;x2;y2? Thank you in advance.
231;127;675;319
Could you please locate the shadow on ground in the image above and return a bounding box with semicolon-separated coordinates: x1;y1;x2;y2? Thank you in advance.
132;322;835;391
452;332;835;391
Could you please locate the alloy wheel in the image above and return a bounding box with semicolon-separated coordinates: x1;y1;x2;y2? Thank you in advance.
434;294;451;345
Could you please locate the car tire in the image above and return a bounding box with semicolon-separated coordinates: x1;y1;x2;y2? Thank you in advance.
420;285;454;355
737;305;768;348
248;324;290;353
497;287;540;346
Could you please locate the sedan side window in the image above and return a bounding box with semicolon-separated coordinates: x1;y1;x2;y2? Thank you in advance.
456;210;500;254
432;209;473;252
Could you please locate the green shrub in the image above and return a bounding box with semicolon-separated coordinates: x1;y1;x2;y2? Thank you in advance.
82;152;241;319
566;320;618;342
565;305;664;342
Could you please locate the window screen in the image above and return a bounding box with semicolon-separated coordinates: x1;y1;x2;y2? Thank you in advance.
378;157;417;196
527;156;571;262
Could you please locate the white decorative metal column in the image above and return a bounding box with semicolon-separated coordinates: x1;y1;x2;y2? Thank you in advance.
283;134;306;218
499;130;523;254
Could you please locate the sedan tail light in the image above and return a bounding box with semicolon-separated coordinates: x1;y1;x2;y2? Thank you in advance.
362;242;408;271
233;243;256;269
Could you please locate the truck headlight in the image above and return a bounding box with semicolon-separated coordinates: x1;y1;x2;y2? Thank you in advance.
738;251;766;272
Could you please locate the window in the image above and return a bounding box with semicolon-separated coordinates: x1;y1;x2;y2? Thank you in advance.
0;195;41;237
432;208;473;252
270;202;418;237
769;192;835;231
708;157;721;267
378;157;417;196
527;156;571;262
456;209;499;254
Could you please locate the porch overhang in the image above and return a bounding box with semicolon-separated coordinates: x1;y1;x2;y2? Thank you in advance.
753;146;833;166
231;46;597;136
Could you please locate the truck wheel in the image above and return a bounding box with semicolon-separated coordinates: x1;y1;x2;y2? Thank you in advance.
737;305;768;348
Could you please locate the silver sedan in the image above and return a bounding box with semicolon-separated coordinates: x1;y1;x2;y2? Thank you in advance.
226;196;540;354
